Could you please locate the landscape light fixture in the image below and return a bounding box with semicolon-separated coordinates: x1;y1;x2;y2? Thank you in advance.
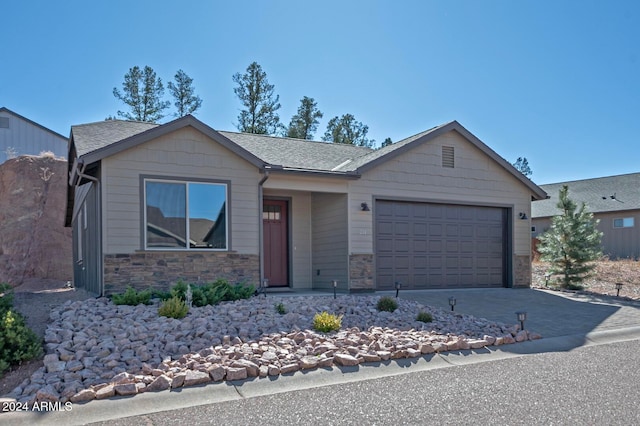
516;311;527;331
615;282;623;297
261;278;269;297
361;202;370;212
332;280;338;299
395;281;401;298
448;296;457;312
544;272;551;287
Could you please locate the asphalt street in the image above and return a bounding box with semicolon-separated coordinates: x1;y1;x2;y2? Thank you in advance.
89;339;640;425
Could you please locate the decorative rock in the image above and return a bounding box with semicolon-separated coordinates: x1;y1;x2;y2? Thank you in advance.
114;383;138;396
515;330;528;342
280;363;299;374
171;372;186;389
225;367;247;381
208;364;226;381
147;375;172;392
334;353;360;366
231;359;259;377
70;388;96;403
184;370;210;387
95;385;115;400
35;385;59;402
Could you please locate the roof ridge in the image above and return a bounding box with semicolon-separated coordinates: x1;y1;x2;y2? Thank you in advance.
71;119;160;128
541;172;640;186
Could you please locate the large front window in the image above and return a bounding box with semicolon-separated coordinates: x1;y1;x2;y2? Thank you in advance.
144;179;227;250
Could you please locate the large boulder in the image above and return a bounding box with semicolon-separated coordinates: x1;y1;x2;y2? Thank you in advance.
0;155;72;286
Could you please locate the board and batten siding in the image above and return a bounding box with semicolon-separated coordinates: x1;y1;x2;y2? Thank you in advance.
101;127;261;255
263;189;313;289
348;131;533;256
0;110;67;164
311;193;349;290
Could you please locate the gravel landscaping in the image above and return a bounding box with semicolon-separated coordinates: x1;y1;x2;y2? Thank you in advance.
4;294;538;406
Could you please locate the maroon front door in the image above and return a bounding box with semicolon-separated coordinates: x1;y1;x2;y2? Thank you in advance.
263;199;289;287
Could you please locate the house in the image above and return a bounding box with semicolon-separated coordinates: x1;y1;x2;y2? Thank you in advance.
0;107;68;164
64;115;546;296
532;173;640;259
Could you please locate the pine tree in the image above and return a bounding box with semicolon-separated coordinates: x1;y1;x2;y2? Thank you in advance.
168;69;202;117
322;113;373;148
512;157;533;177
232;62;282;135
381;137;393;148
537;185;602;289
113;66;170;122
286;96;323;139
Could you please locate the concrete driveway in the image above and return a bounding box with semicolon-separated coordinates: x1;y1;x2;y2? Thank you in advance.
394;287;640;338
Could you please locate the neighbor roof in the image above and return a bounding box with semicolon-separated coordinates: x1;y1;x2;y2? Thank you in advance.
532;173;640;218
0;106;67;140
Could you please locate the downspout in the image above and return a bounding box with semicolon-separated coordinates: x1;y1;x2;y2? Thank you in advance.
258;169;270;287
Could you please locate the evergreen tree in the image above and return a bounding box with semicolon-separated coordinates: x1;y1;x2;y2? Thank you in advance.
381;137;393;148
512;157;533;177
113;66;170;122
322;113;373;148
232;62;282;134
286;96;323;139
168;69;203;117
537;185;603;289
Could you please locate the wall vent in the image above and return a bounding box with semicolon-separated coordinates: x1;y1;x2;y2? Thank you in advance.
0;117;9;129
442;146;454;168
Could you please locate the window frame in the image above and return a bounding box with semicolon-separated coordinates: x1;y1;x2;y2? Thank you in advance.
613;217;634;229
141;176;231;251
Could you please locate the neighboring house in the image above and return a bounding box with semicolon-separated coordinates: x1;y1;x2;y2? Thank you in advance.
0;107;67;163
532;174;640;259
64;116;546;296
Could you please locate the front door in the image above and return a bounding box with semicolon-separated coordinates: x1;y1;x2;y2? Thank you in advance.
263;199;289;287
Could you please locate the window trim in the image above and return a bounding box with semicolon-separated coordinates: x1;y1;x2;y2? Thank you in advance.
613;217;634;229
140;175;231;251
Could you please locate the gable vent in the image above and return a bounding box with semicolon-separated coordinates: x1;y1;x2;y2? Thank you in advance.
0;117;9;129
442;146;454;168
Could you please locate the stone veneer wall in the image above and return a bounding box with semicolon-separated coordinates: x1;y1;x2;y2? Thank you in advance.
513;255;531;288
349;254;374;291
103;252;260;295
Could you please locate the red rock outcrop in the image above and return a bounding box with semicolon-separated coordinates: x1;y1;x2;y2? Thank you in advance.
0;155;72;286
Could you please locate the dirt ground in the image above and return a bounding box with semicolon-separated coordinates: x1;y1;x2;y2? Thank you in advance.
0;279;92;397
1;259;638;398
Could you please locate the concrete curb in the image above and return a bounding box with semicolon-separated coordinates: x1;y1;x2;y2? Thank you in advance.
4;326;640;425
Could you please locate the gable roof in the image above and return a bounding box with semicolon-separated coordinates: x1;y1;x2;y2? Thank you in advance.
0;106;67;140
532;173;640;218
69;115;545;199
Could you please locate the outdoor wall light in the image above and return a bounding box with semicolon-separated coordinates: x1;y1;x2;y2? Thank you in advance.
518;212;528;220
361;202;370;212
395;281;401;298
516;311;527;331
448;296;457;311
332;280;338;299
544;272;551;287
615;282;623;297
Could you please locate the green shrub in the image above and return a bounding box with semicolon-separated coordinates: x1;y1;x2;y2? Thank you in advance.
313;311;343;333
376;296;398;313
158;296;189;319
0;283;14;313
0;306;43;377
416;311;433;323
170;280;189;300
111;286;152;306
169;279;256;307
150;288;172;301
275;302;287;315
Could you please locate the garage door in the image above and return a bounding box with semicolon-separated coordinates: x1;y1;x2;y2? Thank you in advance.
375;200;507;290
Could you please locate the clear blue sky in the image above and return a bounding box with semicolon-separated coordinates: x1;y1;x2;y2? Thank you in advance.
2;1;639;184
